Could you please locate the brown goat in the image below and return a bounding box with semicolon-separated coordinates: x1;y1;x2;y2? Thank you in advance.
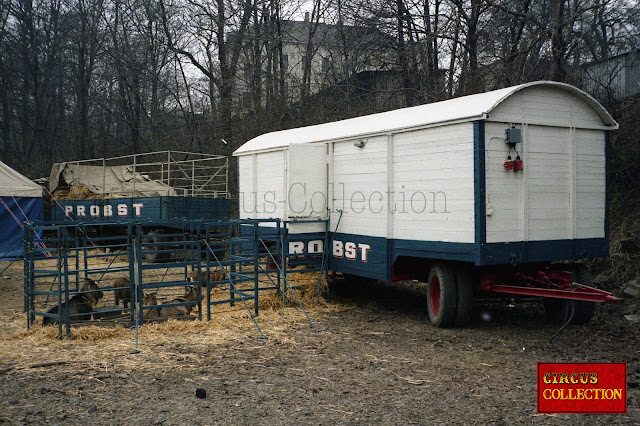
159;286;200;317
187;269;226;285
43;279;103;325
142;293;160;320
187;269;227;294
113;277;131;308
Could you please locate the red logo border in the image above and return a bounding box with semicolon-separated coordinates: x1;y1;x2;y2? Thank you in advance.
537;362;627;414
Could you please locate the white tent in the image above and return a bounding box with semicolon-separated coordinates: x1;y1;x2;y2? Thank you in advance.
0;161;44;259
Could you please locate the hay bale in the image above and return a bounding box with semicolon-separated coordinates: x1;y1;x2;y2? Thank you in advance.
69;185;93;199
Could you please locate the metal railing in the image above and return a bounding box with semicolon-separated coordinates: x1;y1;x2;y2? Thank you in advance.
51;151;229;199
24;218;329;338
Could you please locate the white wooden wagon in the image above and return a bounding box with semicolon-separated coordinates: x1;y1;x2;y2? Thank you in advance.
234;81;620;327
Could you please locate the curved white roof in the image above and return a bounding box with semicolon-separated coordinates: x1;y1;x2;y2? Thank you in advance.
234;81;618;155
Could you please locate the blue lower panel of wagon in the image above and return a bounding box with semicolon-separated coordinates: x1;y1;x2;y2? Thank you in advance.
481;239;608;266
286;230;608;281
51;197;231;223
330;233;388;281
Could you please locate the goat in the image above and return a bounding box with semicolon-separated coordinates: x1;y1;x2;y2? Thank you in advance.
113;277;131;308
142;293;160;320
187;269;226;285
187;268;228;294
159;286;200;317
43;279;103;325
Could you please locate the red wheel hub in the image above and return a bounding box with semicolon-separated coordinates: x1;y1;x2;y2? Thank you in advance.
430;275;441;315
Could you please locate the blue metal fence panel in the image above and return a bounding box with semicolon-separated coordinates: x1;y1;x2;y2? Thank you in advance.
24;217;323;338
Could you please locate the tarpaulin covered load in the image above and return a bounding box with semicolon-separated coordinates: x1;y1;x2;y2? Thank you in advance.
0;161;44;259
49;163;177;198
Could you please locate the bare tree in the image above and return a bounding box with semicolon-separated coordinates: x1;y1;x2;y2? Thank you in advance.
0;0;637;179
300;0;334;101
65;0;103;159
161;0;255;140
0;1;12;163
9;0;67;174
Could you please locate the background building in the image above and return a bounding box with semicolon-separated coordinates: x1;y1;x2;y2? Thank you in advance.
583;50;640;103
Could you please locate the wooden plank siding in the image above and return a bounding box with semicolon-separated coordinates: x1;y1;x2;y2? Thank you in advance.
331;136;389;237
391;123;475;243
329;124;476;243
488;86;605;129
485;121;525;243
238;151;287;220
237;154;255;218
524;125;572;241
255;151;286;220
485;93;606;243
575;129;606;239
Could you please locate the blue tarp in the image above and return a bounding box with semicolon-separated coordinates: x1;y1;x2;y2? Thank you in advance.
0;196;44;260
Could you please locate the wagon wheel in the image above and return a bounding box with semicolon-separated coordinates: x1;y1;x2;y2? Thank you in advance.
544;264;597;325
427;263;457;327
569;264;597;325
543;299;564;323
141;231;171;263
454;266;474;327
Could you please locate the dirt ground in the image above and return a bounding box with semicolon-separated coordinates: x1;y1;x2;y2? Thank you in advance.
0;260;639;425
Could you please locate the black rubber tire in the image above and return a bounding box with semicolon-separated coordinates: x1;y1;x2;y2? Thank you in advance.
142;231;171;263
427;263;457;328
543;299;564;323
570;264;597;325
544;264;597;325
454;266;474;327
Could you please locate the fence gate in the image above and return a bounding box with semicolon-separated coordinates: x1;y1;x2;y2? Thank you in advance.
24;218;328;338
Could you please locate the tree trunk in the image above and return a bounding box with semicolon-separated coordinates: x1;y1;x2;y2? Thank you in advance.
251;0;262;111
397;0;416;106
550;0;567;82
447;8;461;98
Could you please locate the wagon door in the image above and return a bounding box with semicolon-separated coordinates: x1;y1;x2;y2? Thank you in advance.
286;144;328;221
485;124;574;245
525;125;572;241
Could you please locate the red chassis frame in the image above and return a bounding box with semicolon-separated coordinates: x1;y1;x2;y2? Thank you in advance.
479;269;620;303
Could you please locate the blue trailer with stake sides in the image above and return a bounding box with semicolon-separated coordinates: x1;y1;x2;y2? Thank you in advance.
49;151;231;225
51;196;231;223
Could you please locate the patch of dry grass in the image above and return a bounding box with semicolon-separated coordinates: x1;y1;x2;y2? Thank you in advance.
0;260;341;374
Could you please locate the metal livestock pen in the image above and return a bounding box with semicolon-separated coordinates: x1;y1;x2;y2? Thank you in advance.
24;218;329;338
